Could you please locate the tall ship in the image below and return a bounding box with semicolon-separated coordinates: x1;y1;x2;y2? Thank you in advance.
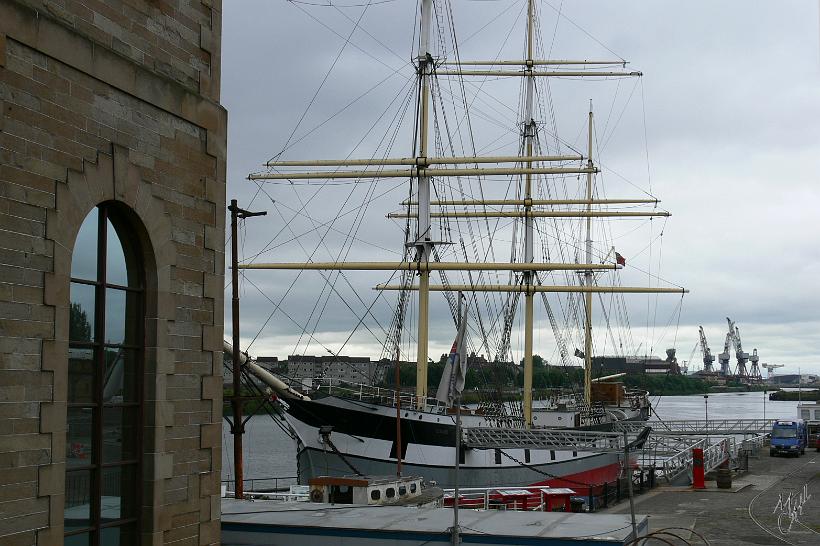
233;0;687;490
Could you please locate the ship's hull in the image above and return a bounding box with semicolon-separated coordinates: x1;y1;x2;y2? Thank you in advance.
283;395;625;489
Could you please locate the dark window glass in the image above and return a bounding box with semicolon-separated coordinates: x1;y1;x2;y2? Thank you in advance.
103;348;138;403
69;348;96;404
398;486;407;496
370;490;380;501
64;532;92;546
69;283;95;343
104;288;126;345
101;465;138;522
67;407;93;469
386;488;395;499
410;483;417;493
71;216;98;281
100;523;136;546
106;219;128;287
66;205;143;545
64;470;92;531
102;406;138;463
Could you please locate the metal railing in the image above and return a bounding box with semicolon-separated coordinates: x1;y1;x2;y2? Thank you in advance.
616;418;776;435
221;475;298;492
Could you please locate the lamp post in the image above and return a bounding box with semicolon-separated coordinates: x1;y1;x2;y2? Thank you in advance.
763;389;767;421
703;394;708;422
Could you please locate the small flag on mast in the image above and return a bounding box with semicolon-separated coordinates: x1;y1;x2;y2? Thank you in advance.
615;252;626;267
435;296;468;406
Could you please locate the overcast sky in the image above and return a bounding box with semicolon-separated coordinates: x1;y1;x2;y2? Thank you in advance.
221;1;820;376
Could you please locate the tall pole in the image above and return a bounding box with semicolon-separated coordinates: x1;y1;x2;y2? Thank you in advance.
452;294;463;546
522;0;536;427
395;349;402;476
229;199;267;500
584;107;594;405
416;0;433;409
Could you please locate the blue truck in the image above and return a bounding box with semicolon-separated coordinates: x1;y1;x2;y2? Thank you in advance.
769;419;808;457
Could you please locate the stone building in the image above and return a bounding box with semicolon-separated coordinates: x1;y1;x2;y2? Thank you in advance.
0;1;226;545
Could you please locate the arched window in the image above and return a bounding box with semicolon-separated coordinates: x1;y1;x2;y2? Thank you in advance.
66;204;143;546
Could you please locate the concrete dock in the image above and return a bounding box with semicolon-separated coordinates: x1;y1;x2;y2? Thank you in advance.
601;449;820;544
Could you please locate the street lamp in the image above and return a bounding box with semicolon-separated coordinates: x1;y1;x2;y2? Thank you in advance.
763;389;767;421
703;394;709;422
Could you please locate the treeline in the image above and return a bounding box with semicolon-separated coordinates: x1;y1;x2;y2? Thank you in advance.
381;355;584;390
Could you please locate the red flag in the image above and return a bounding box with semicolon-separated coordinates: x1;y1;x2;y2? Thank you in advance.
615;252;626;267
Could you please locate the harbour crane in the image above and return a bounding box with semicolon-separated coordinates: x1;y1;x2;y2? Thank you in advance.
733;323;750;377
762;362;784;379
749;348;762;379
698;326;715;373
717;317;735;375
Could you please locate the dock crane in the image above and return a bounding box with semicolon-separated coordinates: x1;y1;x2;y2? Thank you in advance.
698;326;715;373
717;318;734;375
733;323;750;377
749;348;762;379
762;363;784;379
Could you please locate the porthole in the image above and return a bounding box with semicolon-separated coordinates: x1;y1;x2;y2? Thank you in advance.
370;490;381;501
398;486;407;496
410;483;417;493
386;488;395;498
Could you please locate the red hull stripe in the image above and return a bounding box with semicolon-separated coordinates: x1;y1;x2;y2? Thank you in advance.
530;460;622;490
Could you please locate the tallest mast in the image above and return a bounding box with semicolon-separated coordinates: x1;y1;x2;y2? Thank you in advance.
415;0;433;408
522;0;536;426
584;107;594;404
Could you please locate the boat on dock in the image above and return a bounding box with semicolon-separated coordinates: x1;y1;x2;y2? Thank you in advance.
232;0;687;493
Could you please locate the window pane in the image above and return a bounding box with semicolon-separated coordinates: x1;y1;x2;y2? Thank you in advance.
64;470;92;531
102;406;138;463
63;531;91;546
69;283;95;343
103;348;139;404
68;348;95;404
106;219;128;287
100;522;136;546
71;211;98;281
104;289;141;346
66;407;93;468
101;466;138;524
104;288;126;345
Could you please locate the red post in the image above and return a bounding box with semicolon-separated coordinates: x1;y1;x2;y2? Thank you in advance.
692;447;705;489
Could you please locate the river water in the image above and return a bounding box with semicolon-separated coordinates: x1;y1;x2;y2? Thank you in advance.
221;391;803;483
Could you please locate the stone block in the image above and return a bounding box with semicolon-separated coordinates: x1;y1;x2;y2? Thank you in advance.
198;519;219;545
200;375;221;401
200;325;219;353
199;423;219;449
199;25;213;54
40;401;65;433
37;462;64;497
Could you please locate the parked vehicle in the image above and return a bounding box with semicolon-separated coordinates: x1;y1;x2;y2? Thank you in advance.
807;421;820;452
770;420;807;457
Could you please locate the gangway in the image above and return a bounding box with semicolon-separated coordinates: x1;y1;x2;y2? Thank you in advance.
614;418;775;436
461;427;638;453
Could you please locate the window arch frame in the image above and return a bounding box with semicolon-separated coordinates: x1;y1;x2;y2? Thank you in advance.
66;202;145;545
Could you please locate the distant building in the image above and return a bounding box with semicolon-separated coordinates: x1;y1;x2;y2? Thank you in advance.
592;351;681;376
279;355;385;386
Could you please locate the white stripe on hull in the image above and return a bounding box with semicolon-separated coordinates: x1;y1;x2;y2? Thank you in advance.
283;396;625;488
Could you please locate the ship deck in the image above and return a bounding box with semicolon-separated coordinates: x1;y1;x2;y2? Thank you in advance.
221;498;647;545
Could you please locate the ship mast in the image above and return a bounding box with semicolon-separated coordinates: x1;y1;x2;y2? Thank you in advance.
522;0;536;426
584;107;594;404
246;2;688;423
416;0;433;409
